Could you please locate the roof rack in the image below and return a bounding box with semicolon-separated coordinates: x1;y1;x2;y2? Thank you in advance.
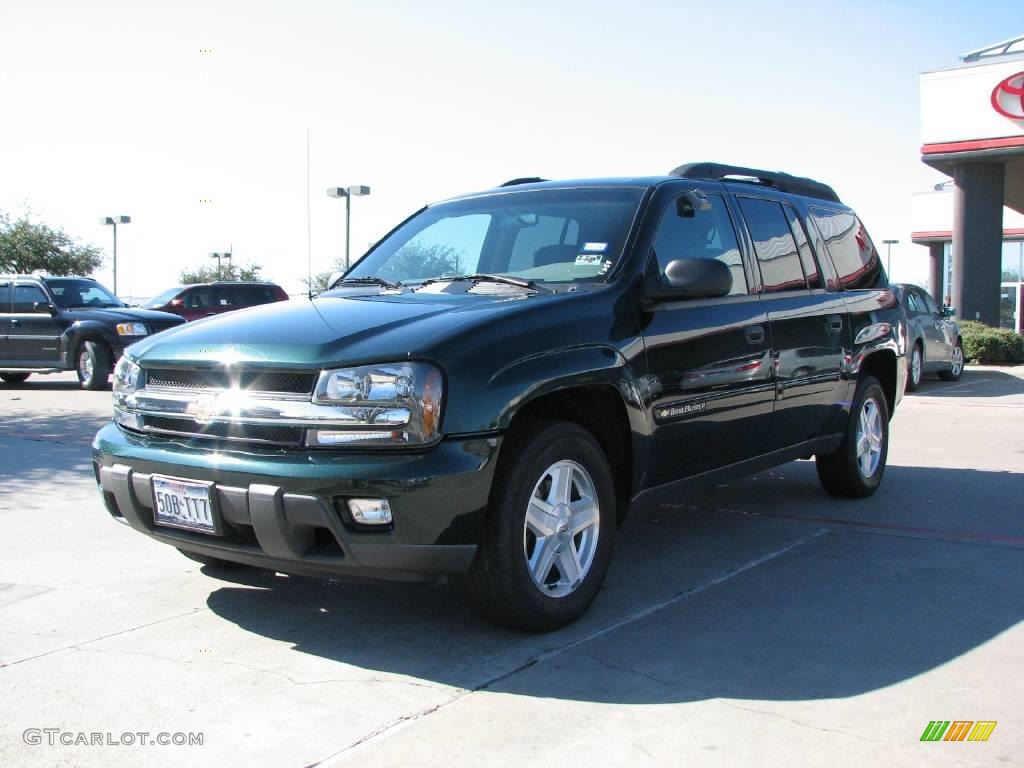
670;162;840;203
499;177;548;187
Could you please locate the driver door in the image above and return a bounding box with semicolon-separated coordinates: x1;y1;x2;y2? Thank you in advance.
9;282;62;364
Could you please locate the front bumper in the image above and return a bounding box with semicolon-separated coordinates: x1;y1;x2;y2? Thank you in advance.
92;423;501;582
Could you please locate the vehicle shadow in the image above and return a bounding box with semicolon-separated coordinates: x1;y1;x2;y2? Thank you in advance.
908;368;1024;398
0;408;111;444
204;463;1023;704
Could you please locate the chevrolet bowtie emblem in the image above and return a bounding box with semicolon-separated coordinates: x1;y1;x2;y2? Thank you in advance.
188;394;220;424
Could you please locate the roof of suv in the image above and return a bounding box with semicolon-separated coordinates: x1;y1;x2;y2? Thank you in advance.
449;162;844;206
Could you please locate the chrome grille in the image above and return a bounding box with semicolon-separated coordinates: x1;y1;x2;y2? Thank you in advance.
141;415;304;446
145;369;317;394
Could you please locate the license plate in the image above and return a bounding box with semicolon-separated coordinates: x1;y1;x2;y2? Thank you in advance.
152;475;218;535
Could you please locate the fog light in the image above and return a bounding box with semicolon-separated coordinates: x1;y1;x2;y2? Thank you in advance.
347;498;392;525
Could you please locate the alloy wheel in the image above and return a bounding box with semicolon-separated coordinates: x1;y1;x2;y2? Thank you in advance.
855;398;883;478
522;460;600;598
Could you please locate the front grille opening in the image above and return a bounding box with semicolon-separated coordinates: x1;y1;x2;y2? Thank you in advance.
142;416;303;446
145;369;317;394
309;526;345;558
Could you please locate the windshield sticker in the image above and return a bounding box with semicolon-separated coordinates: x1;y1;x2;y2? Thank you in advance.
575;253;603;266
582;242;608;253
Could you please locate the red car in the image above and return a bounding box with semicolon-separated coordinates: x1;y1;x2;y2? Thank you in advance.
142;281;289;321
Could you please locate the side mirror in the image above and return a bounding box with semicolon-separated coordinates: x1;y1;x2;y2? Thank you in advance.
326;271;344;290
941;306;956;318
169;298;185;308
33;301;57;315
659;258;733;300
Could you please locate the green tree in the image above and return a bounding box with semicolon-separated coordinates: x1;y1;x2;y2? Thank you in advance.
179;261;264;284
0;211;104;276
376;241;460;282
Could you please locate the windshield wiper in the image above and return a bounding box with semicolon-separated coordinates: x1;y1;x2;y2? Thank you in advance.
419;273;541;291
332;276;402;290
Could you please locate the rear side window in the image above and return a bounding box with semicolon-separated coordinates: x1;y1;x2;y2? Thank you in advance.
651;192;748;296
782;205;823;289
13;284;49;312
737;197;806;293
809;207;883;289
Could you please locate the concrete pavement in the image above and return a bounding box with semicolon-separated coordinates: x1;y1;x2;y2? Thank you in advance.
1;368;1021;767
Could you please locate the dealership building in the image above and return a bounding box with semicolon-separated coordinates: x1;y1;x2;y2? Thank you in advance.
913;35;1024;332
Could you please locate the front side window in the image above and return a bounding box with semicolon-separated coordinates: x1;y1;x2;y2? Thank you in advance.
738;197;806;293
809;207;883;290
651;192;747;296
12;284;49;313
346;187;645;285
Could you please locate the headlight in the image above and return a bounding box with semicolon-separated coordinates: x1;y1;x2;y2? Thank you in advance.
309;362;443;447
116;322;148;337
112;356;142;411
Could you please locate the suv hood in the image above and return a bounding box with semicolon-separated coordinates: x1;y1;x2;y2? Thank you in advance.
65;306;185;326
125;291;544;367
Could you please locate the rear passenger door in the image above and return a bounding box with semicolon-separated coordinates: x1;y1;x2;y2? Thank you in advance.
735;196;849;452
641;186;775;486
919;289;952;364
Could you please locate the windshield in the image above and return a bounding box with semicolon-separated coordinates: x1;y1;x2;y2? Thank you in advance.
143;286;184;308
346;187;645;286
46;278;124;308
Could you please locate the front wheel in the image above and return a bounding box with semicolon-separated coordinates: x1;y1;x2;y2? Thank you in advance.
816;375;889;499
464;419;615;632
938;340;964;382
76;341;111;390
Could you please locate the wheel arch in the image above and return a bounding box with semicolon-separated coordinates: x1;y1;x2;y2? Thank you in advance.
859;348;898;419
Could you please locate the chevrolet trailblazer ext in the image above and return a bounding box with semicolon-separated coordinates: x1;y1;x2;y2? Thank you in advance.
93;163;904;631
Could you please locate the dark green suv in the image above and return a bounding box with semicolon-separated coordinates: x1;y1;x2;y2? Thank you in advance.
93;163;905;631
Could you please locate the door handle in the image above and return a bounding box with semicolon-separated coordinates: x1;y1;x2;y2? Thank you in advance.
743;325;765;345
10;319;20;326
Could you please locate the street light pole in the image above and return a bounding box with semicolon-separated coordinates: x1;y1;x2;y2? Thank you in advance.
327;185;371;270
882;239;899;276
210;252;231;280
101;216;131;295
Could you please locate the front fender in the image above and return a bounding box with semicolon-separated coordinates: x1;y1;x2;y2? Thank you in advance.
60;321;120;368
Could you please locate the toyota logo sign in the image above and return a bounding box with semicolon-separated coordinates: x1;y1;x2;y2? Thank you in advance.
991;72;1024;119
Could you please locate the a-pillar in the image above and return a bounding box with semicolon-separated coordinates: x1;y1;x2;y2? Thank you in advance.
951;162;1004;324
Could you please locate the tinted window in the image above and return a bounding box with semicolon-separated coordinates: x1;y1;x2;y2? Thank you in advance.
652;192;747;296
809;208;883;289
922;291;939;314
0;282;10;311
46;278;122;308
904;291;924;314
738;198;806;293
782;205;823;289
184;287;216;309
13;284;49;313
508;216;580;272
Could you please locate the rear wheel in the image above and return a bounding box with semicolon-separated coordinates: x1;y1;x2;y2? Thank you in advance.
938;340;964;382
905;342;923;392
816;375;889;499
77;340;111;390
0;373;31;384
464;419;615;632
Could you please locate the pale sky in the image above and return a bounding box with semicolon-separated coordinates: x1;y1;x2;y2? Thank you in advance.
1;0;1021;299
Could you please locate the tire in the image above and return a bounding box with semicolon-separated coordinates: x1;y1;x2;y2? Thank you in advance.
176;548;247;570
0;373;31;384
76;340;111;390
815;375;889;499
905;342;923;392
464;419;616;632
938;340;964;382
